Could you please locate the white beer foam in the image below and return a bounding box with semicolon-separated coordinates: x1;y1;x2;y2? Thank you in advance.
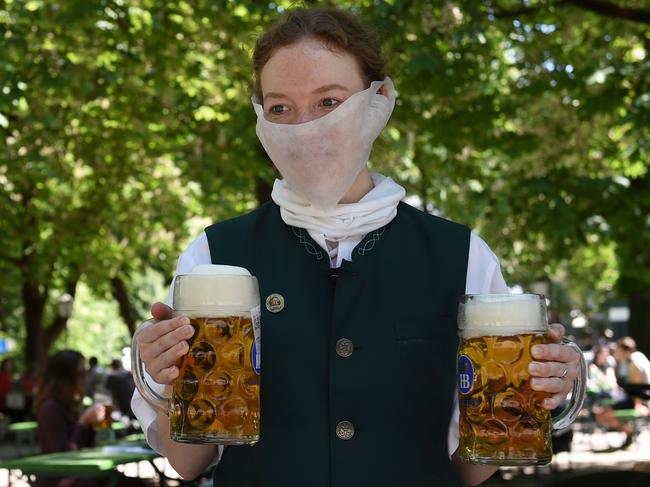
460;294;545;337
191;264;251;276
173;264;258;311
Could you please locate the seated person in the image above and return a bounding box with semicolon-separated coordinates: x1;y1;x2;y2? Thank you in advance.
0;358;14;419
595;337;650;447
105;359;136;419
34;350;148;487
587;343;620;402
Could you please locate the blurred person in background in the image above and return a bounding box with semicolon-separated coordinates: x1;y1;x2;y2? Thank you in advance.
595;336;650;447
614;336;650;389
105;359;135;419
587;343;620;401
85;356;106;398
34;350;147;487
0;358;14;415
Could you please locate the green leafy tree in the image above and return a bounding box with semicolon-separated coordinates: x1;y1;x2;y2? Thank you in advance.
2;0;649;366
356;0;649;350
1;0;200;366
477;1;650;349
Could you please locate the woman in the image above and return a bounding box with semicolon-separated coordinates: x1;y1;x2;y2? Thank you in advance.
132;7;582;486
33;350;105;486
34;350;145;487
588;343;619;401
595;337;650;447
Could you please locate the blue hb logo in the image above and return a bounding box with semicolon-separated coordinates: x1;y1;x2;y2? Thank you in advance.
457;355;474;394
252;342;261;375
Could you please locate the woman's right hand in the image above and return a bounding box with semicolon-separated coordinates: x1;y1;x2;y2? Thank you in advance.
79;404;105;426
135;302;195;384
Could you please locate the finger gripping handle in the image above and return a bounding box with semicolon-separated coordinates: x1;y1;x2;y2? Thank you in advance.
551;338;587;431
131;319;170;414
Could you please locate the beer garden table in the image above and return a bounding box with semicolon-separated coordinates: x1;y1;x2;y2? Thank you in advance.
0;444;165;487
6;420;134;455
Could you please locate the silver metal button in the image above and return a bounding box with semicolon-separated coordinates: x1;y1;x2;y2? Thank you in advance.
336;421;355;440
265;293;284;313
336;338;354;358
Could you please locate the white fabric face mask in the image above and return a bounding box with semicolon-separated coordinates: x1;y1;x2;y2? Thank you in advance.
253;77;396;210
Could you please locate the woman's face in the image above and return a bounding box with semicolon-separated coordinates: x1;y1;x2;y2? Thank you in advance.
595;347;609;365
259;37;367;125
614;346;628;362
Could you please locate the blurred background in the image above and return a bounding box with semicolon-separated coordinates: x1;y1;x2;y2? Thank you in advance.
0;0;649;485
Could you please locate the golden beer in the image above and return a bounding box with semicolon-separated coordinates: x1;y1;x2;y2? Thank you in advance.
97;404;113;430
457;294;586;466
132;265;261;445
170;315;260;444
458;333;552;464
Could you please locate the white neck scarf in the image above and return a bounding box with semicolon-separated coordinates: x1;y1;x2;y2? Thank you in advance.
271;172;406;242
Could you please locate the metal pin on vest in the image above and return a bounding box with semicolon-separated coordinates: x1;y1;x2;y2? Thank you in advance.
265;293;285;313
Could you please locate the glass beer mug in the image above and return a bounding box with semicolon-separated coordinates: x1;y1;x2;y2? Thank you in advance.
132;264;261;445
457;294;586;465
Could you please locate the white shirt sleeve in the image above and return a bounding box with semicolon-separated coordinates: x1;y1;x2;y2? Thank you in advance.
131;232;224;464
447;232;509;458
630;351;650;385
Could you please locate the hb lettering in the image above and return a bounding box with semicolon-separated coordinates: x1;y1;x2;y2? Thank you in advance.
457;355;474;394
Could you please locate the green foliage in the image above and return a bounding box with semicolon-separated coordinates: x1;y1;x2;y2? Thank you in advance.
1;0;649;359
54;282;132;364
362;1;648;330
53;270;165;365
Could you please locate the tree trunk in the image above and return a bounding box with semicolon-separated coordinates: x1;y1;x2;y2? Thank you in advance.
111;275;138;335
43;278;79;357
570;0;650;24
22;280;46;369
41;315;72;356
23;278;79;368
619;172;650;355
494;0;650;25
628;291;650;357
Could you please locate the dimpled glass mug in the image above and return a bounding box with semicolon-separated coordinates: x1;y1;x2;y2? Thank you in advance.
132;264;261;445
457;294;586;465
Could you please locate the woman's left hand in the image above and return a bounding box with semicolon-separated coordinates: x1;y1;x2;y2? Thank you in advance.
529;323;582;410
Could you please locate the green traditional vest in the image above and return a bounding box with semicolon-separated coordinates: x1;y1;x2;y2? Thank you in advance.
206;201;469;486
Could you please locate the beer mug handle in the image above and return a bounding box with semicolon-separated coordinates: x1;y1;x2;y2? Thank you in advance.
131;319;170;414
551;338;587;431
